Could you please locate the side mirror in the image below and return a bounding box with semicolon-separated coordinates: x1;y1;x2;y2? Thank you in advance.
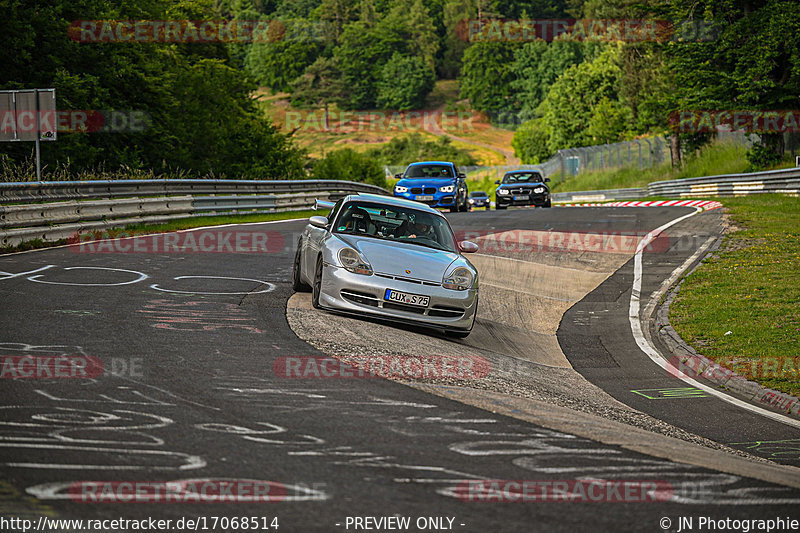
459;241;479;253
458;173;466;179
314;199;335;211
309;216;329;229
544;177;550;182
494;180;500;185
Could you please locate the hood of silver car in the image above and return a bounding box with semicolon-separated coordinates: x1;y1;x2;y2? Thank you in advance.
336;235;459;282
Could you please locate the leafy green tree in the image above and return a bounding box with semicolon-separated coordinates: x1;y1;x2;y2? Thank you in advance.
511;119;551;163
512;40;600;122
440;0;477;78
333;19;406;109
537;45;629;151
244;20;321;92
585;97;633;144
313;0;359;43
290;57;347;128
666;0;800;159
376;53;435;110
459;41;519;113
313;148;386;187
380;0;440;70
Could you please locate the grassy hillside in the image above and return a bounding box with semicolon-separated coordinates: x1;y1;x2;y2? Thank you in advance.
255;81;515;166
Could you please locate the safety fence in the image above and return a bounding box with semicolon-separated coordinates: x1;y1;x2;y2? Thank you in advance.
0;179;387;247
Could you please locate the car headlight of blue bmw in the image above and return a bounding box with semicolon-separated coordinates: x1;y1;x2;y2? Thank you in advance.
439;185;455;193
442;267;474;290
394;186;408;193
338;248;373;276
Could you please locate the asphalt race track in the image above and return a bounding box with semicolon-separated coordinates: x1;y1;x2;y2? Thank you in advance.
1;207;799;532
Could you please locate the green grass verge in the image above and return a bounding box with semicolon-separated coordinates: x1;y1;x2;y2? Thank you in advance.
0;210;317;255
670;194;800;396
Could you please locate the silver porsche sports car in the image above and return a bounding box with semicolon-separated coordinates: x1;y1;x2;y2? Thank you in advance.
292;193;480;338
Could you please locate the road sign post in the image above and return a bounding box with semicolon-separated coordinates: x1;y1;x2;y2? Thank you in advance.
0;88;56;182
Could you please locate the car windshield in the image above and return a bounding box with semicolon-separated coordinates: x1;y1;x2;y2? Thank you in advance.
470;192;487;197
333;201;457;252
404;165;452;179
503;172;543;184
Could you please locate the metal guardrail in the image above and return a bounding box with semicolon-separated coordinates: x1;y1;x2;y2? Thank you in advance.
0;178;386;203
551;188;647;203
648;167;800;197
0;179;388;247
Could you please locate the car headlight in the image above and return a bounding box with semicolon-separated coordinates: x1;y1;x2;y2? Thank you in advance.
394;186;408;193
496;189;510;196
534;187;545;193
338;248;373;276
439;185;455;193
442;267;474;290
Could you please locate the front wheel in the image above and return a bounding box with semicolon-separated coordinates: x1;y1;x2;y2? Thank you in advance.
544;199;552;208
292;243;311;292
311;256;324;309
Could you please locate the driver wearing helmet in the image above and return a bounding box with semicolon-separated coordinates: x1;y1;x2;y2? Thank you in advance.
405;213;435;239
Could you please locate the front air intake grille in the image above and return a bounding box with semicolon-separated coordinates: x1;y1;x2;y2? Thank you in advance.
428;306;465;318
341;290;380;307
376;274;439;286
383;302;426;315
423;187;437;194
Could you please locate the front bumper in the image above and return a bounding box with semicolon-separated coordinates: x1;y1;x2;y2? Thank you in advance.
496;193;549;207
394;191;457;208
318;264;478;331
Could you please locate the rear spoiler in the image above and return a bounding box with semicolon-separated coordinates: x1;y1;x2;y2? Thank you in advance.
314;199;335;211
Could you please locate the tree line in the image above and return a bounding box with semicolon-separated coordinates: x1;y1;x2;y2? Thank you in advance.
1;0;797;182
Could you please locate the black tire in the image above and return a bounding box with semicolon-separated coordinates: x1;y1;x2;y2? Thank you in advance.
311;256;324;309
485;205;490;211
292;243;311;292
544;199;552;208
